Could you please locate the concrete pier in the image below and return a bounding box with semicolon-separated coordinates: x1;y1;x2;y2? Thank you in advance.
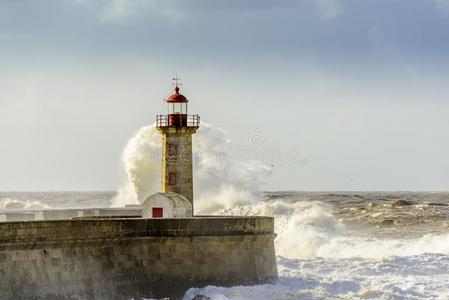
0;216;277;299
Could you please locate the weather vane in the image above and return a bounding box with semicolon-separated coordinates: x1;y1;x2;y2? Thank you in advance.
172;75;182;87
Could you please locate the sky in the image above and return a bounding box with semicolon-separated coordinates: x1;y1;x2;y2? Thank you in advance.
1;0;449;191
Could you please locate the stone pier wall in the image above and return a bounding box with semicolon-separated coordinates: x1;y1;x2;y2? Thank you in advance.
0;217;277;299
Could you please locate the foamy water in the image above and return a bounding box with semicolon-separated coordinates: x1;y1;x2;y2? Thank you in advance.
185;192;449;299
2;124;449;299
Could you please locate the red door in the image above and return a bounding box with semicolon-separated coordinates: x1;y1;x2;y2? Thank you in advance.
152;207;163;218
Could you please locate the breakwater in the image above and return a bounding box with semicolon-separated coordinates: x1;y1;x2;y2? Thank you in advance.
0;216;277;299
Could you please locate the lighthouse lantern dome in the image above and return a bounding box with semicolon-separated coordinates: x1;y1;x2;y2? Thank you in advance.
167;86;188;115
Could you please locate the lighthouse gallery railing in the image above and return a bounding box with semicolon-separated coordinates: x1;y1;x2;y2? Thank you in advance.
156;115;200;128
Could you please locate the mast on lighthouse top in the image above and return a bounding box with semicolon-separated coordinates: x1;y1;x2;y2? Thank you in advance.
156;77;200;129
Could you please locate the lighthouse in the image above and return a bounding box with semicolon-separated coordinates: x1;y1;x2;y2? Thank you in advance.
152;80;200;214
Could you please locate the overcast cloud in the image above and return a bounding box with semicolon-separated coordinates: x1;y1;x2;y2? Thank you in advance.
1;1;449;191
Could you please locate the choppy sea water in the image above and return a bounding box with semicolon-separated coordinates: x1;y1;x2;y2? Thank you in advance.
1;191;449;299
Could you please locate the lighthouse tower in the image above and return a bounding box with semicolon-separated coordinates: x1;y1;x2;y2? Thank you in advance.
155;81;200;210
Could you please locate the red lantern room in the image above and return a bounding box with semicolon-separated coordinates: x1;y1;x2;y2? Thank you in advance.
156;82;200;128
166;86;188;127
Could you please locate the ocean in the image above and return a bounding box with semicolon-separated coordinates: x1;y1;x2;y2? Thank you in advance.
1;191;449;299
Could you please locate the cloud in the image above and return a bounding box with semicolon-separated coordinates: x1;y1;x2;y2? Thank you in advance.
66;0;185;23
97;0;140;23
65;0;342;24
433;0;449;13
315;0;341;20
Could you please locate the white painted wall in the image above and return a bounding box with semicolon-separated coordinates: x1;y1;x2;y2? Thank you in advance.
142;196;174;218
142;192;192;218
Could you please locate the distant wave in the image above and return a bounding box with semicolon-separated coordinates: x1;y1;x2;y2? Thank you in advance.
0;197;49;210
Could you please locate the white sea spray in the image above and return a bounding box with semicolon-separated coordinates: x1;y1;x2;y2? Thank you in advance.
111;123;271;213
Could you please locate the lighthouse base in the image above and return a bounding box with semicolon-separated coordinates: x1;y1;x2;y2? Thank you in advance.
0;216;277;299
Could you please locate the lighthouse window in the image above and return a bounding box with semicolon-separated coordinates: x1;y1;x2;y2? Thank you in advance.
168;172;177;186
168;103;187;114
